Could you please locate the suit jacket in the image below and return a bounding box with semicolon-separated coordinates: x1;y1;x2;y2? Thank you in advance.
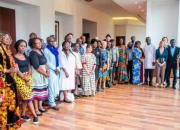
167;46;180;66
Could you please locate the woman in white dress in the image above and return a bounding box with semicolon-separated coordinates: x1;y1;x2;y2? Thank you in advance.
60;41;76;103
44;35;61;110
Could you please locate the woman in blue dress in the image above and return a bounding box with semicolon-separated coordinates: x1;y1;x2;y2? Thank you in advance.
132;41;142;85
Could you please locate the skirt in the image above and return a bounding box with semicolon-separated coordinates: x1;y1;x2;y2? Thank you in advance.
32;65;48;101
99;64;110;81
14;75;33;103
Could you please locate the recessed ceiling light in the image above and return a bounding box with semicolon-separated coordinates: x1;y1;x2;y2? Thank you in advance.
84;0;94;2
112;17;139;21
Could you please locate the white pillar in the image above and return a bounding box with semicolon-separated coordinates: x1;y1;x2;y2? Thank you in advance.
146;0;152;37
178;0;180;46
146;0;179;48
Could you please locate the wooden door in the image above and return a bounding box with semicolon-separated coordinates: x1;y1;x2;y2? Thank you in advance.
0;6;16;52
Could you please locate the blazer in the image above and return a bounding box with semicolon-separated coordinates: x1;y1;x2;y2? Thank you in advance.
167;46;180;65
155;48;168;64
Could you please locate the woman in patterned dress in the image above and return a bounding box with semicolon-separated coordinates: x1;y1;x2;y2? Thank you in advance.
92;39;101;91
132;41;143;85
117;41;128;83
29;38;49;116
99;40;109;89
14;40;38;124
0;33;21;130
82;44;96;96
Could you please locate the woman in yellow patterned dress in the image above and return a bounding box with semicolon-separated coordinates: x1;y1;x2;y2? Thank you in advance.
14;39;39;124
0;33;21;130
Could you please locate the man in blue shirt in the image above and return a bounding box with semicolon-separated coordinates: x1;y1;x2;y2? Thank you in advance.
166;39;180;89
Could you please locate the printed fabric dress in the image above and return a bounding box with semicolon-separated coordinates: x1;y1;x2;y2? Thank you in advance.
0;45;21;130
29;51;48;101
132;48;142;84
117;47;129;82
14;56;33;103
107;48;113;83
92;48;101;80
81;53;96;96
99;49;109;80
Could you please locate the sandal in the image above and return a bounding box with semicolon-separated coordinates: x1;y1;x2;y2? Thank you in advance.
36;111;43;116
39;109;47;113
64;99;72;103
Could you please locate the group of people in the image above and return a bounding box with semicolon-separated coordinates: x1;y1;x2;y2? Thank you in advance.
125;36;179;89
0;32;179;130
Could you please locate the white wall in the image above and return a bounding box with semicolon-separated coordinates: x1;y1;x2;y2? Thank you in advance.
54;0;114;40
126;25;146;46
178;1;180;44
17;0;55;40
55;12;74;44
1;0;114;43
146;0;179;47
83;19;97;40
0;1;40;41
115;24;146;46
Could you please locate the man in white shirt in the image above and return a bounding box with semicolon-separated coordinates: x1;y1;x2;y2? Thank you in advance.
143;37;156;86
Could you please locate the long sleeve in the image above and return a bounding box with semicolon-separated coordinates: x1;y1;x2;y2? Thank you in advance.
99;51;103;68
116;47;119;61
155;49;158;60
153;45;156;62
29;52;40;69
164;49;168;62
44;48;56;71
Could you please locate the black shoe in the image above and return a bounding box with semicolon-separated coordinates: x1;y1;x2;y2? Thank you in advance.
144;82;148;85
172;86;176;89
64;99;72;103
33;117;39;125
39;109;47;113
21;115;31;122
166;85;170;88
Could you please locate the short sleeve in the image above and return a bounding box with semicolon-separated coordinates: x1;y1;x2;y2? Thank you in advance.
81;54;86;65
29;52;40;69
60;54;66;68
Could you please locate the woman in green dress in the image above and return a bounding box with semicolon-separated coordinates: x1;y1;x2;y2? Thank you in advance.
117;40;128;83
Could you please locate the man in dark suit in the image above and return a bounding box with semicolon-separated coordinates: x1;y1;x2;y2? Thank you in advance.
166;39;180;89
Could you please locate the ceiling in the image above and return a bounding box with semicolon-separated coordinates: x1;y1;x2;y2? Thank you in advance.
80;0;132;17
81;0;147;23
113;0;146;22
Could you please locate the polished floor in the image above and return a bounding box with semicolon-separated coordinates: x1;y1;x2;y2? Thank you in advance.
19;85;180;130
